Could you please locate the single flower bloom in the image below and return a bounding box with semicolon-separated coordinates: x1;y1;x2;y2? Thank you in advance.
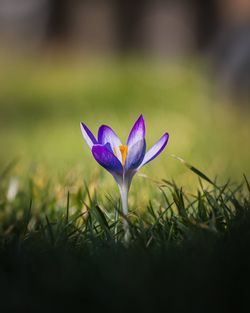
80;115;169;240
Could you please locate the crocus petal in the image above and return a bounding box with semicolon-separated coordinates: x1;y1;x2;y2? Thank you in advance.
127;115;145;147
80;122;97;149
92;144;123;175
139;133;169;168
125;139;146;172
98;125;122;161
103;142;113;153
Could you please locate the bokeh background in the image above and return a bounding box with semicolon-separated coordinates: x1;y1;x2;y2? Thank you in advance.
0;0;250;204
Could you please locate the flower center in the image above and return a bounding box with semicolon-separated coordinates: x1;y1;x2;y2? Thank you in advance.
119;145;128;167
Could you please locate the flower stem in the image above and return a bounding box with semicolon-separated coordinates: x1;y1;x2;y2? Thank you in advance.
119;183;130;243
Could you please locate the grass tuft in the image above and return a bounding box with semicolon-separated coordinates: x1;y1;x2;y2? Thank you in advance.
0;162;250;312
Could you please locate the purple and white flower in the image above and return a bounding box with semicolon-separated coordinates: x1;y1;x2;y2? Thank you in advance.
80;115;169;239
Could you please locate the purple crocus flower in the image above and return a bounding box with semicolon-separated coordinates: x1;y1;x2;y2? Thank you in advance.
80;115;169;240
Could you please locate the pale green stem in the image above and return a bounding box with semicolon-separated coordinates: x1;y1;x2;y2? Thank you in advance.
119;183;130;243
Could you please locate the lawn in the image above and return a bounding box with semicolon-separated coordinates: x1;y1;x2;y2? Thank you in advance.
0;56;250;312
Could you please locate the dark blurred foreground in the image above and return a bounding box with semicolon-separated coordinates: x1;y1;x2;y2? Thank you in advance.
1;210;250;313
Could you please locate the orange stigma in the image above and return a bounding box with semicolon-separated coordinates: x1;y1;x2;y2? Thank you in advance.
119;145;128;167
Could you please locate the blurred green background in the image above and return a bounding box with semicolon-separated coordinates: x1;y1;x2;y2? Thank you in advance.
1;57;250;203
1;0;250;205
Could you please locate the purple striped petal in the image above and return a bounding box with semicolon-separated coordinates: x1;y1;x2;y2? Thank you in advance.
80;122;97;149
125;139;146;172
139;133;169;168
92;144;123;175
98;125;122;161
127;115;145;148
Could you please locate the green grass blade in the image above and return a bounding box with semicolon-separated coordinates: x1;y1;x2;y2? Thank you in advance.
243;174;250;193
172;154;215;185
